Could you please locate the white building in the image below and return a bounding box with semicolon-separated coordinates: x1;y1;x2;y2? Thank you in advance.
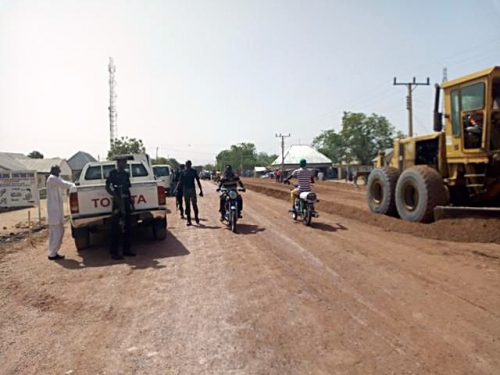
270;145;332;171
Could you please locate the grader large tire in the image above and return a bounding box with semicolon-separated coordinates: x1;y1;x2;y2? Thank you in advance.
366;167;400;216
395;166;448;223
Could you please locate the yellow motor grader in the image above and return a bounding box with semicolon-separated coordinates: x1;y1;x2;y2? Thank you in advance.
367;66;500;222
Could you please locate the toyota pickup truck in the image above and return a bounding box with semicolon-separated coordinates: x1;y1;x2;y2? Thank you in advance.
69;160;168;250
152;164;174;195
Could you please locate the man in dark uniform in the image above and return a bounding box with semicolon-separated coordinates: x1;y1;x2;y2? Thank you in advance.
174;160;203;226
217;165;245;221
105;156;135;260
174;164;185;219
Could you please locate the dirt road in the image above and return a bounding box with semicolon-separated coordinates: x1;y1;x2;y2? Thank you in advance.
245;178;500;244
1;181;500;374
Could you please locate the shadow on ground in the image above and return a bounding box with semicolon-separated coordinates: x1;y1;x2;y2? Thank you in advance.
234;223;266;235
56;227;189;270
309;222;348;232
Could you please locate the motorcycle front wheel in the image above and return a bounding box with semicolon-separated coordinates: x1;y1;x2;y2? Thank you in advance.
231;210;237;232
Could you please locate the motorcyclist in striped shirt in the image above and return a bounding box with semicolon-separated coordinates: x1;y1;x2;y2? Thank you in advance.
283;158;315;211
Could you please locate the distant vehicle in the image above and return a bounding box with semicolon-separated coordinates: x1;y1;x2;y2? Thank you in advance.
152;164;173;195
199;171;211;180
69;160;168;251
261;173;274;179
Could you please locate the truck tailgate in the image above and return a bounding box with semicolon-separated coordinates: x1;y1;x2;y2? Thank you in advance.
75;181;161;217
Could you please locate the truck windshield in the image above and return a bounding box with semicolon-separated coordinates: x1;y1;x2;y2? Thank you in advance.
153;166;170;177
84;163;148;180
461;82;485;111
84;166;104;180
103;165;115;179
129;164;148;177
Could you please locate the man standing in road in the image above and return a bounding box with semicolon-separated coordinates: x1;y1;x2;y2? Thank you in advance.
174;164;185;219
106;156;135;260
46;165;75;260
175;160;203;226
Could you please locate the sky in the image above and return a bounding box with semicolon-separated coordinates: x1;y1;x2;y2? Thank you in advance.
1;0;500;165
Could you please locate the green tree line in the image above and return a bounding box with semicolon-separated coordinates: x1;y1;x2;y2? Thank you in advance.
312;111;405;165
216;143;278;171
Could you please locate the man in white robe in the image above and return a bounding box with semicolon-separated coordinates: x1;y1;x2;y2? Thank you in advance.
46;165;74;260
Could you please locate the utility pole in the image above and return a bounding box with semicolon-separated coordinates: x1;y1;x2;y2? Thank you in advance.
441;68;447;113
393;77;430;137
108;57;117;148
275;133;291;177
240;151;243;174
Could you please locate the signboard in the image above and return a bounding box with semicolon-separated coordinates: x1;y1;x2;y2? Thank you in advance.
0;170;39;208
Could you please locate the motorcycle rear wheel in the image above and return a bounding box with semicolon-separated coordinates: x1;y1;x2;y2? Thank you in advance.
303;207;312;226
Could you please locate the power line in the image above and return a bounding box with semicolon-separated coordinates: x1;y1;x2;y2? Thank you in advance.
297;37;500;132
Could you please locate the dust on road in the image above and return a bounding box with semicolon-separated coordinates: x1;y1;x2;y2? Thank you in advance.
1;181;499;374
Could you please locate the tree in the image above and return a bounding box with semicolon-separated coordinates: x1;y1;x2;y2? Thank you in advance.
215;143;277;172
107;137;145;160
27;151;44;159
395;130;407;139
216;143;257;171
203;164;215;171
313;112;398;165
312;130;346;164
256;152;278;167
151;157;180;168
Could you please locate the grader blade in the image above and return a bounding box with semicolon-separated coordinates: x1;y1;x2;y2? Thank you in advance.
434;206;500;221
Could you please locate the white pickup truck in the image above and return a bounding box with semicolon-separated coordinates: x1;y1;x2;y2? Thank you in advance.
152;164;174;195
69;160;168;250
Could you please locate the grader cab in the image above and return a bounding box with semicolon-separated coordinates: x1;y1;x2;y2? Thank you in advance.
367;66;500;222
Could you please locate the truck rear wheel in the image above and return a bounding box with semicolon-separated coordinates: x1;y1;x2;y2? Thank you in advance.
153;218;167;240
74;229;90;251
366;167;400;216
395;166;448;223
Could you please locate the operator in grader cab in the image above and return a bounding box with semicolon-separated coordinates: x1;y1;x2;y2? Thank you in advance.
284;158;315;212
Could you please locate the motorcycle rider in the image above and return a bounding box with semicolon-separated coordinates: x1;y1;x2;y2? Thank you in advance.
217;165;246;221
283;158;315;212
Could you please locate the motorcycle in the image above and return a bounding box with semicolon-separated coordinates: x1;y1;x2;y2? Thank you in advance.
218;187;245;232
289;185;319;226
